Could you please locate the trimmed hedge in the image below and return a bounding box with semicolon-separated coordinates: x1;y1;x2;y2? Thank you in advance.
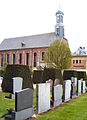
32;70;44;84
43;68;63;84
77;71;86;80
63;70;86;80
32;68;63;84
1;64;33;93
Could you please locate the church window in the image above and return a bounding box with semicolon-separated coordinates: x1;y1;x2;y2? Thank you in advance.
34;52;37;67
26;53;29;65
19;53;22;64
42;52;45;61
13;54;16;64
1;54;3;67
57;16;59;23
7;54;9;64
56;28;59;36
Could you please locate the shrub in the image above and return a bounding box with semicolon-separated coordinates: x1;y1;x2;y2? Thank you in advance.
1;64;33;93
32;70;44;84
43;68;63;84
63;70;78;80
77;71;86;80
0;69;4;77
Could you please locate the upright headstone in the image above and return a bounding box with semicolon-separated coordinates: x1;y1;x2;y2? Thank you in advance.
71;77;77;98
63;80;71;102
46;79;53;92
53;84;62;107
71;82;76;98
12;88;33;120
36;83;50;114
77;80;81;96
82;81;86;94
12;77;23;94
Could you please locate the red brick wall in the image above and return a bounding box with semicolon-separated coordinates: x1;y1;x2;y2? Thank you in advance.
0;47;48;67
0;38;68;68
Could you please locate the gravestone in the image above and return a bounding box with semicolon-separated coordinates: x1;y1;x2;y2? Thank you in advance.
53;84;62;107
77;80;81;96
71;82;76;98
46;79;53;91
11;77;23;99
63;80;71;102
36;83;50;114
11;88;33;120
12;77;23;94
82;81;86;94
71;77;77;98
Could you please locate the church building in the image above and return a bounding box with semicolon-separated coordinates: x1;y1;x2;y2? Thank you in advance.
0;10;68;68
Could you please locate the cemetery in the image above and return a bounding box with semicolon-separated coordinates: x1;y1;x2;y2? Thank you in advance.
0;65;87;120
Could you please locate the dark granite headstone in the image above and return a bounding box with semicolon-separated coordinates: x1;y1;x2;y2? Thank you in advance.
15;88;33;112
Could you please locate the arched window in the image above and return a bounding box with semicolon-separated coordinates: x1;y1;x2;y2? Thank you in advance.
34;52;37;67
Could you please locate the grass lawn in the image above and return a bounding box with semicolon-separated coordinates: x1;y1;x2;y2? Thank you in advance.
38;93;87;120
1;91;87;120
0;89;36;118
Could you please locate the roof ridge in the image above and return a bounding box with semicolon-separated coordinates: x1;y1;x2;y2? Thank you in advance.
4;32;55;40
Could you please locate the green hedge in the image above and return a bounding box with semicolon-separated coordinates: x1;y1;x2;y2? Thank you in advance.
32;68;63;84
63;70;78;80
1;64;33;93
0;70;4;77
43;68;63;84
32;70;44;84
77;71;86;80
63;70;86;80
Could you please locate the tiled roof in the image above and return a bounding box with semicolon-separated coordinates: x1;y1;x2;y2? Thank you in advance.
73;47;87;56
0;32;61;51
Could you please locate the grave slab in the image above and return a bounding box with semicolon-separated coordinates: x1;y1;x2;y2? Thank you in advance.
77;80;81;96
82;81;86;94
12;77;23;94
15;88;33;112
36;83;50;114
63;80;71;102
53;85;62;107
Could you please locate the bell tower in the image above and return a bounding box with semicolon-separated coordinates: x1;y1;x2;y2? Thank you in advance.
55;10;64;39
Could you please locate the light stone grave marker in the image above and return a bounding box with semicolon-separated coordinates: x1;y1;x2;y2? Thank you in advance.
63;80;71;102
53;84;62;107
11;77;23;99
36;83;50;114
12;77;23;94
77;80;81;96
82;81;86;94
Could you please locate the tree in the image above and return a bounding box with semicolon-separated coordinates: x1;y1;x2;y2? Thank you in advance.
44;40;72;70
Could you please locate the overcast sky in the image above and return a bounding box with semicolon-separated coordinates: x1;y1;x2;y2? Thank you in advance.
0;0;87;53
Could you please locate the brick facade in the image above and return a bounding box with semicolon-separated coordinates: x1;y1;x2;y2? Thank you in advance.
0;47;47;68
71;56;87;70
0;38;68;68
